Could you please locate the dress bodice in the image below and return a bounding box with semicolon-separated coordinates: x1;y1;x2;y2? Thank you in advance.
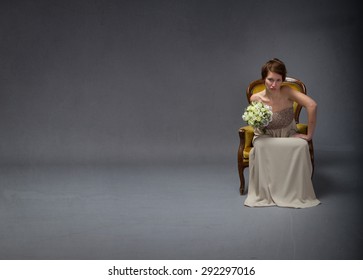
254;106;297;139
266;107;294;130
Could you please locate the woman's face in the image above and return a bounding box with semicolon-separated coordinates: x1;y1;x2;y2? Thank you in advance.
265;71;283;92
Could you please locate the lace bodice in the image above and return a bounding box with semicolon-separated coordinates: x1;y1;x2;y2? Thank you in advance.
266;107;294;130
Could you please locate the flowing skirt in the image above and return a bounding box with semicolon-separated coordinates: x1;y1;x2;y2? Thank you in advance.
244;136;320;208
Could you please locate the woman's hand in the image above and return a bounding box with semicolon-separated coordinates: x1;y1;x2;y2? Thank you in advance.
292;133;312;141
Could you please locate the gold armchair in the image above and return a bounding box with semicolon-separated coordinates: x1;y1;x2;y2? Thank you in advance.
237;77;314;195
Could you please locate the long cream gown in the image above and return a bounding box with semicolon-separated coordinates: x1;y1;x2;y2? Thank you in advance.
244;107;320;208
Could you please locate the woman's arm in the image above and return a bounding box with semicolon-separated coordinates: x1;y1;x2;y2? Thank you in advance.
286;88;317;141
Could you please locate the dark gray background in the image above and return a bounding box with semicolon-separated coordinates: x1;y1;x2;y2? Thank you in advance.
0;0;362;260
1;0;362;164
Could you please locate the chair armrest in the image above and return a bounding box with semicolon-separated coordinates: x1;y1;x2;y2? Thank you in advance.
239;126;254;159
239;125;254;149
296;123;308;134
296;123;315;175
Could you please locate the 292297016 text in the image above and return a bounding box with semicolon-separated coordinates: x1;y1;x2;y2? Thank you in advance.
201;266;255;276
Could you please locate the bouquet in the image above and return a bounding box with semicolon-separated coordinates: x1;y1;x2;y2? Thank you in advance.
242;101;273;129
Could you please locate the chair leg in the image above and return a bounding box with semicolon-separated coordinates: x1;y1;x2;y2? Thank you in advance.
239;166;246;195
308;139;315;178
238;128;248;195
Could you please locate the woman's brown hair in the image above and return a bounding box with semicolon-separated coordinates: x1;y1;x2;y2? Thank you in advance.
261;58;287;81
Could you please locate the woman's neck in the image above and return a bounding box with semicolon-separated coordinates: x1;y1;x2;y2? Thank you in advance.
264;89;281;100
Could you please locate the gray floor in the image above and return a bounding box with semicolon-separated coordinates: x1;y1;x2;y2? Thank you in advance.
0;150;362;260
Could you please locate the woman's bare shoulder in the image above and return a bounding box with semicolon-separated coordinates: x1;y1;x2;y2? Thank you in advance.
280;85;296;99
281;85;293;93
281;85;304;98
250;91;264;102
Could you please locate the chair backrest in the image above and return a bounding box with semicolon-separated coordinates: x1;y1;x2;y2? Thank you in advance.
246;77;307;123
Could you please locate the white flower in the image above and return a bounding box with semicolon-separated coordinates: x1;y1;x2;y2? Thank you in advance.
242;101;273;129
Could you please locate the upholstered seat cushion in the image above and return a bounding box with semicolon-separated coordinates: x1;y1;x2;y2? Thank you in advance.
242;125;254;147
243;146;252;159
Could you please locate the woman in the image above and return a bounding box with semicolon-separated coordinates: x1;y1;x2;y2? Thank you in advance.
244;58;320;208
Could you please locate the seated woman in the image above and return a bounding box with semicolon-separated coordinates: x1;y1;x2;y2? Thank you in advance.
244;58;320;208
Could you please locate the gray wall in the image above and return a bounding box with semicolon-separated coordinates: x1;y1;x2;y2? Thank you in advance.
1;0;362;164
